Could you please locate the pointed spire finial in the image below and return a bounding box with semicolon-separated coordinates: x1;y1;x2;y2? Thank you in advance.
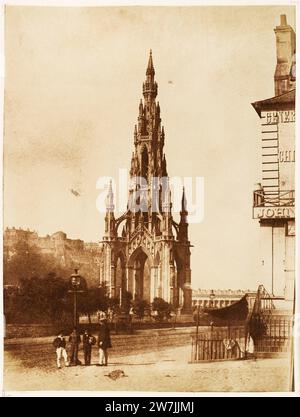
146;49;155;76
181;186;187;213
108;179;113;193
139;99;143;115
106;180;114;212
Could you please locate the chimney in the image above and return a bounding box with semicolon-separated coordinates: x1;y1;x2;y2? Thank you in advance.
274;14;296;95
280;14;287;26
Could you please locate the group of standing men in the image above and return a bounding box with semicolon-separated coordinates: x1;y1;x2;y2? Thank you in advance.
53;316;112;369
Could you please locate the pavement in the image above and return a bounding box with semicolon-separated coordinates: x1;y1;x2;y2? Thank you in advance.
3;339;292;393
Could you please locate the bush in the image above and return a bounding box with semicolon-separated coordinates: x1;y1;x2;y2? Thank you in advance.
122;291;133;314
132;298;149;320
151;297;173;321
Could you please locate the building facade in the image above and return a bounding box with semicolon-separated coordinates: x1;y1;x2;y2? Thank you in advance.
252;15;295;304
192;289;256;309
100;52;192;313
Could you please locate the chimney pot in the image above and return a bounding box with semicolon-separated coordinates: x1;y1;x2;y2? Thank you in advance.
280;14;287;26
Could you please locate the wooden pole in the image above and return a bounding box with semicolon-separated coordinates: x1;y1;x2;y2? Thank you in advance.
195;304;200;361
73;289;77;329
290;286;295;391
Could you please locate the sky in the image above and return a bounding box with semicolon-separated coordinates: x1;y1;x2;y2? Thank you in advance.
3;5;296;290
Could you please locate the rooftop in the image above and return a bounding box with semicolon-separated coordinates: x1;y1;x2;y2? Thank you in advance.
252;89;295;117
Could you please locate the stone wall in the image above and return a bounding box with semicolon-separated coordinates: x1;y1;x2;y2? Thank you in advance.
5;324;63;339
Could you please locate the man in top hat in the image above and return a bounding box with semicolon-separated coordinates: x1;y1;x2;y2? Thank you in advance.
97;315;112;366
68;328;81;366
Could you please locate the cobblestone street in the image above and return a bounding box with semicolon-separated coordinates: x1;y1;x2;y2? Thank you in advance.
4;336;292;393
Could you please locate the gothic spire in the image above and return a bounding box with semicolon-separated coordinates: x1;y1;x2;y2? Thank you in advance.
146;49;155;76
105;180;114;212
181;187;188;214
178;186;188;241
143;50;158;101
139;99;143;115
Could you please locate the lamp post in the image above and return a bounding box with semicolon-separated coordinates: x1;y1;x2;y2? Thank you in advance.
195;301;200;362
69;269;84;328
209;290;216;334
68;269;85;365
195;301;200;339
209;289;216;308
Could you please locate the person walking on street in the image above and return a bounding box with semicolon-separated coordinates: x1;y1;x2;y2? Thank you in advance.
128;306;135;334
82;329;96;366
69;328;81;366
97;317;112;366
170;310;177;329
53;332;69;369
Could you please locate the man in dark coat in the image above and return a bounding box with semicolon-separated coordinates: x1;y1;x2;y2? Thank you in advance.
97;318;112;366
82;330;96;366
68;328;81;366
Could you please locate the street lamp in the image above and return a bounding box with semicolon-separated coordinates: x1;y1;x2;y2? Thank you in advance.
209;289;216;308
208;290;217;333
194;300;201;362
69;269;85;328
68;269;86;365
195;301;200;339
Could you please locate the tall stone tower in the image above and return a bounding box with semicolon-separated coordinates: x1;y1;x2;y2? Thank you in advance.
100;51;192;313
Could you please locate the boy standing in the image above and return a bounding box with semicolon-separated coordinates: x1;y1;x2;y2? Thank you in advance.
82;330;95;366
53;332;69;369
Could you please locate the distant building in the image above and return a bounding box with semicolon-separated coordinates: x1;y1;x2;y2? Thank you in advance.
252;15;295;305
192;289;256;309
3;227;101;286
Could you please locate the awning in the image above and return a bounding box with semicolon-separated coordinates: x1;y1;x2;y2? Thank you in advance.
203;295;249;321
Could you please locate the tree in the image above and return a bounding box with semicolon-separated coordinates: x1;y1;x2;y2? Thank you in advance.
78;286;108;323
122;291;133;314
4;240;68;286
7;273;71;324
108;297;120;313
132;298;149;320
152;297;173;321
4;286;21;323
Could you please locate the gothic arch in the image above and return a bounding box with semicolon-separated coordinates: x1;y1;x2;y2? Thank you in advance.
127;246;153;302
174;250;184;308
115;251;126;299
172;220;179;238
115;214;128;236
128;245;154;268
141;146;149;180
154;250;161;267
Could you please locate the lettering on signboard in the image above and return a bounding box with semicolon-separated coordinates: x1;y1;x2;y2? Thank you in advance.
253;207;295;219
266;111;295;125
279;150;295;163
287;221;295;236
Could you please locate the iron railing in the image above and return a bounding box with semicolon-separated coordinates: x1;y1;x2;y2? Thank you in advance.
254;315;293;354
253;189;295;207
191;327;246;363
